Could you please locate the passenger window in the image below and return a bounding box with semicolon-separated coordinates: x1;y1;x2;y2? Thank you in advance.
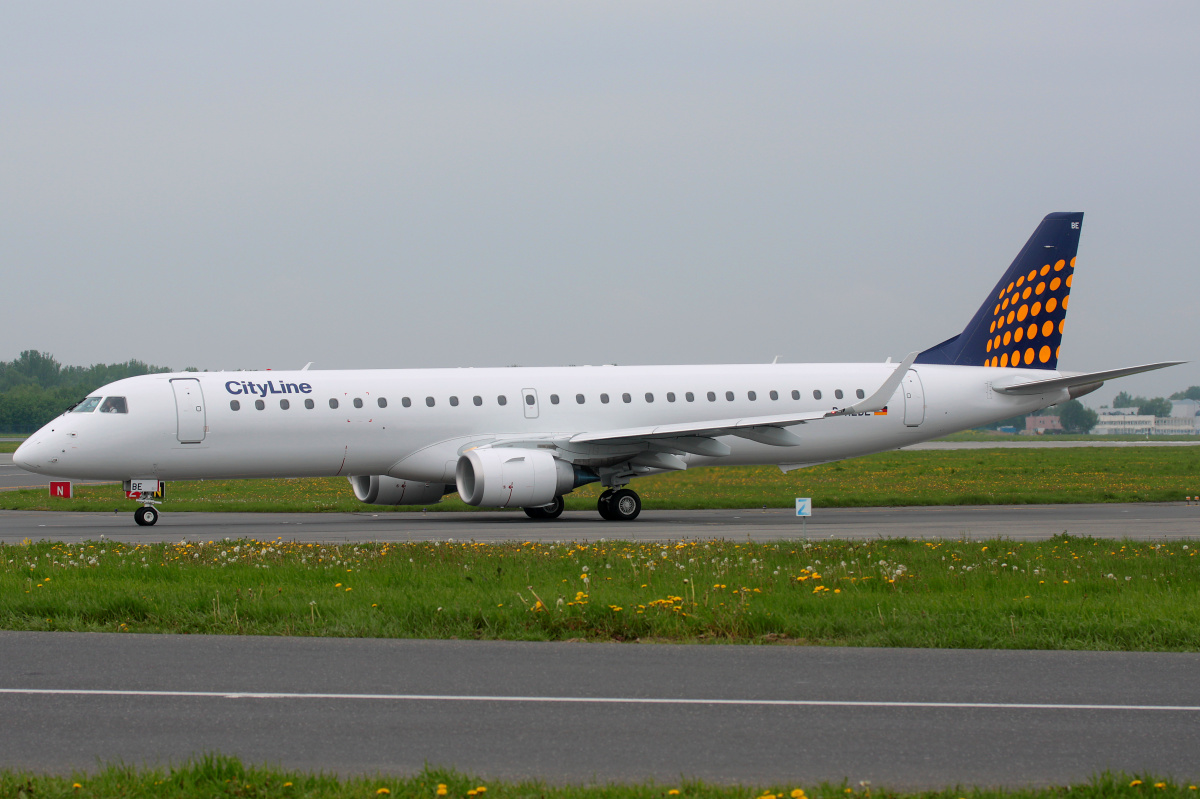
329;398;339;409
667;392;675;402
707;391;716;402
834;389;843;400
550;394;560;405
498;395;507;406
813;390;823;400
378;397;387;408
686;392;695;402
747;391;756;401
725;391;734;401
230;400;241;411
353;398;364;408
305;399;315;410
280;399;290;410
525;395;534;406
473;396;482;406
791;390;800;400
575;394;585;404
255;399;266;411
770;390;779;401
426;397;435;407
450;396;459;407
402;397;412;408
600;393;610;404
645;392;654;403
73;397;102;413
99;397;128;413
622;393;632;403
856;389;865;399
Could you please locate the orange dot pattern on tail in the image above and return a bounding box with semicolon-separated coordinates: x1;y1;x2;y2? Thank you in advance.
984;257;1074;368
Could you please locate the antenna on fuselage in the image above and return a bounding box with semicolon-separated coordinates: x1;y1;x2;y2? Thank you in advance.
301;362;313;371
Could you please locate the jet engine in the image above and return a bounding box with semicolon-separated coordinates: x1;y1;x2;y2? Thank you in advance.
348;475;454;506
455;448;596;508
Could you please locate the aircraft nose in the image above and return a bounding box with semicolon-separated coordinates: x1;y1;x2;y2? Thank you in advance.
13;439;40;472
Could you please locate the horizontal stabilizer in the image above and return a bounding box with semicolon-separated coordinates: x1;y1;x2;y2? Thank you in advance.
992;362;1185;396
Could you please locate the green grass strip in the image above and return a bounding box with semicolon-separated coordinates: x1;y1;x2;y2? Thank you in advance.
0;755;1195;798
4;536;1199;649
4;448;1200;512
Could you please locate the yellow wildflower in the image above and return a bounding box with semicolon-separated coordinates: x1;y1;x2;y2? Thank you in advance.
1130;781;1143;787
377;790;391;795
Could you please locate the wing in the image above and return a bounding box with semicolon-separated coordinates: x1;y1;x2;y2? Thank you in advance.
564;352;918;456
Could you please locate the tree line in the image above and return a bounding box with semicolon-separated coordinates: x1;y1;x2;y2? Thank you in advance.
0;351;174;433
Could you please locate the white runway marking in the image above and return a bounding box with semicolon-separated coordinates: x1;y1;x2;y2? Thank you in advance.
2;688;1198;712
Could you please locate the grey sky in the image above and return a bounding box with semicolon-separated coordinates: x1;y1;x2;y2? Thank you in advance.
2;2;1196;405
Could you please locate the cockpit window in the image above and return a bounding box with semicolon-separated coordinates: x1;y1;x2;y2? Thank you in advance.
73;397;102;413
99;397;128;414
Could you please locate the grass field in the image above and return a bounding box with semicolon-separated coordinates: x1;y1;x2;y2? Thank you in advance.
3;447;1199;513
4;535;1198;649
0;755;1194;799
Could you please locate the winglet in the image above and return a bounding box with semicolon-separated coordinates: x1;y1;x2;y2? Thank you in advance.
830;351;918;416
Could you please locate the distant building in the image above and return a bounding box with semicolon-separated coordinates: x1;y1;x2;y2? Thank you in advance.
1093;412;1197;435
1171;399;1200;418
1025;415;1064;434
1093;414;1155;435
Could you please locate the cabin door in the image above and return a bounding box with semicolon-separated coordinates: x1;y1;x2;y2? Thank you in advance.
902;370;925;427
171;378;207;443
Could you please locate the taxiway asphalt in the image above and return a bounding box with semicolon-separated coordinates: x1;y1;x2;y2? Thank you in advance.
1;633;1196;787
2;502;1199;543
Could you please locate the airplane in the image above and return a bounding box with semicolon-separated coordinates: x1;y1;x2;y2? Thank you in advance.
13;212;1181;526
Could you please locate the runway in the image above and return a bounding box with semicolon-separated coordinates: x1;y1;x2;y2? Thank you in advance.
2;502;1199;544
1;632;1196;787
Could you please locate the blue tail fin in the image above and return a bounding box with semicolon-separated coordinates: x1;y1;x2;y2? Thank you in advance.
915;212;1083;370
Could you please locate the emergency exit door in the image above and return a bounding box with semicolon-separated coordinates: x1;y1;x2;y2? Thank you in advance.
171;379;206;443
521;388;539;419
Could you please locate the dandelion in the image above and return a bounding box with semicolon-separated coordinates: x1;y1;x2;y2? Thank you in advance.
1131;780;1143;787
377;789;392;795
283;782;293;788
668;791;680;796
437;785;448;796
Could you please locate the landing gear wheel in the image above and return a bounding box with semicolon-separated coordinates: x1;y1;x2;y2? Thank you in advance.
609;488;641;521
134;506;159;526
597;489;617;521
523;495;565;520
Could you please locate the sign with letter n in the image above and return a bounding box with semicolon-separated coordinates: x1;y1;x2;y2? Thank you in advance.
49;481;72;499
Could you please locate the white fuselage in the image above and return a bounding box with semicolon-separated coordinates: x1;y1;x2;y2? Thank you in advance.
15;363;1067;486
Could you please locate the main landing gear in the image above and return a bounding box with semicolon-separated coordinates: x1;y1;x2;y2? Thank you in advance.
523;495;566;520
597;488;641;521
520;488;643;521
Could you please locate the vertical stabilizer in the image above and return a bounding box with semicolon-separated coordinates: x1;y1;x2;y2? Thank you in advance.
916;212;1082;370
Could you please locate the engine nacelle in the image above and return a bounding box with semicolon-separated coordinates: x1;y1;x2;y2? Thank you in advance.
348;475;454;506
456;448;592;508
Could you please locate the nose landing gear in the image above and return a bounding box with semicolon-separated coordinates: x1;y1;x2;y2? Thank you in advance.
125;479;163;526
